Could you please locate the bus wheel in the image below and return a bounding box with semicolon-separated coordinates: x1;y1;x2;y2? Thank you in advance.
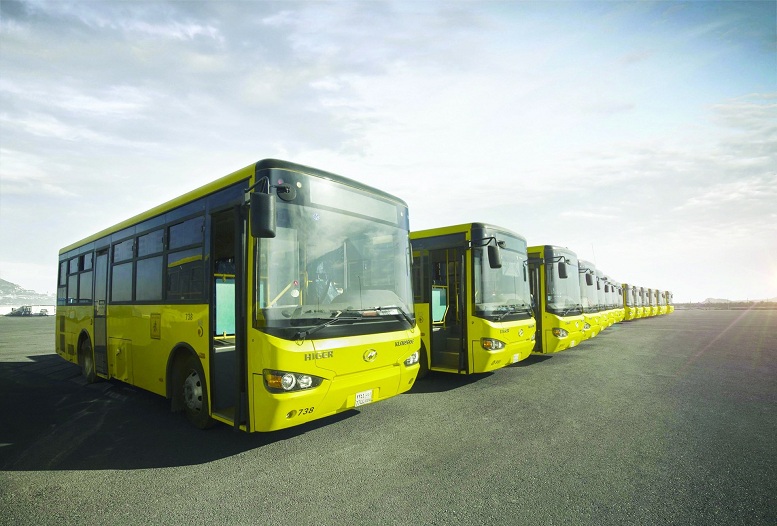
178;355;214;429
417;345;429;379
78;338;96;383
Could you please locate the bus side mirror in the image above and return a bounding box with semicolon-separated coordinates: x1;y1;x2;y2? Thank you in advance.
585;273;593;286
487;245;502;269
250;192;276;238
558;261;568;279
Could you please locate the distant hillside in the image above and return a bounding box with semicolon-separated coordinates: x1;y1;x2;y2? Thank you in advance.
0;278;55;305
701;297;777;304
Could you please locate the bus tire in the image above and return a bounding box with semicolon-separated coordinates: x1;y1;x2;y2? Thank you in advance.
417;344;429;379
176;354;214;430
78;337;96;384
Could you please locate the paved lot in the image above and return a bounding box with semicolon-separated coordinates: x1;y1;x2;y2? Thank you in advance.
1;310;776;525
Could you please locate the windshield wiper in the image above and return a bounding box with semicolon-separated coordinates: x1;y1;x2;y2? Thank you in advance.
294;311;360;342
560;304;582;316
374;305;414;325
492;304;527;320
494;307;513;321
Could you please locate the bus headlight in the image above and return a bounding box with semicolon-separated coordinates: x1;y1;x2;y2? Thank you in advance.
584;323;591;330
297;375;313;389
264;370;323;393
281;373;296;390
552;328;569;338
404;351;419;366
481;338;506;351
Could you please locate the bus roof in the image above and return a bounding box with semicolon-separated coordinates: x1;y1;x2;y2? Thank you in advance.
59;159;407;255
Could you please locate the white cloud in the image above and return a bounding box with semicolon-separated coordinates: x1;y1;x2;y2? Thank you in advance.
0;0;774;301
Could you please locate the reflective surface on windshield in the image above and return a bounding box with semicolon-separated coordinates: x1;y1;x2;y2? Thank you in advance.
578;266;599;313
473;235;532;321
596;272;607;310
256;190;414;340
546;251;583;316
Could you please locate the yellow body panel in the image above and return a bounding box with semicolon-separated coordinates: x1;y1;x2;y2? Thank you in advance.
534;312;586;354
582;312;603;339
415;306;535;374
248;328;420;432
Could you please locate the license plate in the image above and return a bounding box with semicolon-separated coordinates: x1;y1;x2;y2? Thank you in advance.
354;389;373;407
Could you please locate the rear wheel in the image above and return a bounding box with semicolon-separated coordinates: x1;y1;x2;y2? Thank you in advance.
78;338;96;383
176;354;214;429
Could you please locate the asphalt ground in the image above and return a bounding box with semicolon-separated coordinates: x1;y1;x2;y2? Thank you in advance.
1;310;775;525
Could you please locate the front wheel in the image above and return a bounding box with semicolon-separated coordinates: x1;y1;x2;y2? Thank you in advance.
176;355;214;429
417;345;429;379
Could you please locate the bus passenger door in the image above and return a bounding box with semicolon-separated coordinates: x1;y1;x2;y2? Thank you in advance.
93;249;109;376
209;207;244;426
428;248;467;372
528;260;542;353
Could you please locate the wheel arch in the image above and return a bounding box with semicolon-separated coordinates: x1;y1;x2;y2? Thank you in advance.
76;329;92;353
166;342;201;410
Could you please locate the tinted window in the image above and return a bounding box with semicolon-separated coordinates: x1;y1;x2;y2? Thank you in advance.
169;217;204;250
167;248;203;300
79;271;93;303
136;256;163;301
67;274;78;303
138;229;164;257
113;239;134;262
112;262;133;302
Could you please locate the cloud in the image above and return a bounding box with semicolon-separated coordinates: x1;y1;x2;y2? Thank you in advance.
0;0;774;302
676;173;777;211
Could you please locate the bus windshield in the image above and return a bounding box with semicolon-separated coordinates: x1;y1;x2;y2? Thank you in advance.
473;235;532;321
546;252;583;316
578;267;599;313
256;188;414;340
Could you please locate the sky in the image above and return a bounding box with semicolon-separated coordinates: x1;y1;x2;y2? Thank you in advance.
1;0;775;303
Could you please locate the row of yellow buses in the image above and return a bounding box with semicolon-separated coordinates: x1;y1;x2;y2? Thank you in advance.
56;159;671;432
623;285;674;320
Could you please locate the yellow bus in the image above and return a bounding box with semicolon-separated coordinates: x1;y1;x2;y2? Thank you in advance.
577;259;603;340
595;269;613;330
623;283;639;321
636;286;647;318
666;291;674;313
528;245;585;353
657;289;668;315
56;159;420;432
611;280;625;323
410;223;536;375
643;287;655;317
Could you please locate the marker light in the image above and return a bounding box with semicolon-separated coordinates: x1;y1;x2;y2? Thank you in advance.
481;338;506;351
